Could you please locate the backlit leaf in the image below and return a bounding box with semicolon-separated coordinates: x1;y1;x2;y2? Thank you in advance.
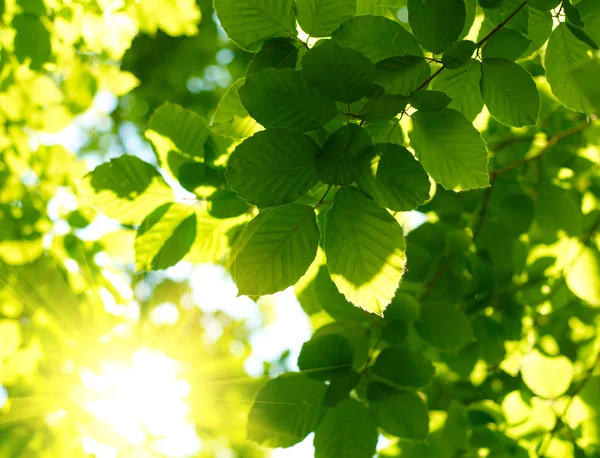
239;68;338;131
324;187;406;316
226;128;320;208
233;203;319;296
410;108;489;191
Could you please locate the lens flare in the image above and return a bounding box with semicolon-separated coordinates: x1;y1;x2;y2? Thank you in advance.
78;348;201;457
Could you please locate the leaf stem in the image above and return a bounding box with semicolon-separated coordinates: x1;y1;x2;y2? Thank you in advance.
313;185;333;209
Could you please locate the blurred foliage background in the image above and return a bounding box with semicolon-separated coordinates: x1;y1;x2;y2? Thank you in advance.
1;0;600;457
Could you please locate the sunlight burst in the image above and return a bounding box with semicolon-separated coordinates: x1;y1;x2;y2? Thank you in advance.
78;348;201;457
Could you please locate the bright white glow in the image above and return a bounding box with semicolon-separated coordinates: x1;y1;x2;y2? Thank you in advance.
79;348;201;457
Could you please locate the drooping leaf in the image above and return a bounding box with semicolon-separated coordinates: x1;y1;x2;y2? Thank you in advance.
482;28;532;60
302;40;374;104
331;15;422;63
296;0;357;37
410;108;489;191
226;128;320;208
415;301;474;350
246;38;299;76
324;187;406;316
545;23;595;114
211;79;263;140
316;124;373;186
214;0;297;52
577;0;600;47
81;155;174;225
410;90;452;112
374;56;431;96
247;373;327;447
408;0;466;53
233;203;319;296
432;59;484;121
442;40;477;69
480;58;540;127
135;203;197;271
358;94;408;122
146;102;211;178
367;382;429;440
314;399;378;458
13;14;50;70
571;59;600;112
238;68;338;131
521;349;574;399
372;347;435;389
357;143;430;212
298;333;354;380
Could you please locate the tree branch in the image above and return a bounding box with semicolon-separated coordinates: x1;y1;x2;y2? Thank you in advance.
491;120;593;177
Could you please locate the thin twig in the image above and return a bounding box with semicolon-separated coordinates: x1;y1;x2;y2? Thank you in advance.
491;121;592;176
313;185;333;210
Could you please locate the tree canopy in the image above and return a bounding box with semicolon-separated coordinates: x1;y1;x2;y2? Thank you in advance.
1;0;600;457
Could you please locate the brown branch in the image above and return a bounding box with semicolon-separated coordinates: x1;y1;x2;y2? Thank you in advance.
472;179;495;241
491;120;592;177
476;1;528;47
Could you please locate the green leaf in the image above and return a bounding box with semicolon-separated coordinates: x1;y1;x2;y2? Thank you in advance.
385;292;421;322
324;187;406;316
432;59;484;121
367;382;429;440
527;0;560;9
566;23;599;50
233;203;319;296
147;102;211;177
226;128;320;208
316;124;373;186
296;0;357;37
207;190;251;219
302;40;374;104
408;0;466;53
545;24;595;114
571;59;600;112
357;143;430;212
478;0;501;8
298;334;354;380
565;244;600;307
409;108;489;191
410;90;452;112
374;56;431;96
13;14;50;71
480;58;540;127
372;347;435;389
521;349;574;399
81;155;174;225
358;94;408;122
211;79;263;140
297;265;373;321
177;162;224;197
324;371;361;406
213;0;297;52
247;373;327;448
331;15;422;63
381;320;409;345
442;40;477;69
238;68;338;132
415;301;474;350
246;38;299;76
314;399;378;458
577;0;600;47
135;203;197;271
564;0;584;27
482;29;532;60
